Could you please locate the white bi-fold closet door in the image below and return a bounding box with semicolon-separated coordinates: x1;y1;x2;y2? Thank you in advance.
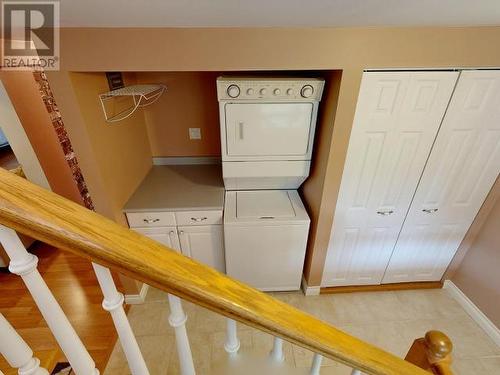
322;70;500;287
382;70;500;283
321;71;459;287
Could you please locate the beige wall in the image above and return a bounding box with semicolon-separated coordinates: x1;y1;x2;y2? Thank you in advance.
47;71;152;295
452;187;500;327
68;72;152;225
0;71;84;203
47;26;500;288
137;72;221;156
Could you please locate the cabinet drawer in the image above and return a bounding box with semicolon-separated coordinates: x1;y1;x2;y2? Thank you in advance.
126;211;176;228
175;210;223;226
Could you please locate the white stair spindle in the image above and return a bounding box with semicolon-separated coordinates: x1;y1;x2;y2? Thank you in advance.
269;337;284;362
309;353;323;375
351;369;362;375
92;263;149;375
167;294;195;375
224;319;240;355
0;225;99;375
0;313;49;375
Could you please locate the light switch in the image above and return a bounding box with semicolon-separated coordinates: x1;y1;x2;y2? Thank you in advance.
189;128;201;140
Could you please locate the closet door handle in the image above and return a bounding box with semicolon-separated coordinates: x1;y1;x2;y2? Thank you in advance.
422;208;438;214
376;210;394;216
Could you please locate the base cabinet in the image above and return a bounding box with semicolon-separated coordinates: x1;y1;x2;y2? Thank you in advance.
133;226;181;252
127;210;225;273
178;225;225;273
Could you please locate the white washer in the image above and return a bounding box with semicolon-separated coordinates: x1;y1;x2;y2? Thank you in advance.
217;77;324;291
224;190;310;291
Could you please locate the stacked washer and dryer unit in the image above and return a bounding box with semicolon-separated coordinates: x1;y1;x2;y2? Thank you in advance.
217;77;325;291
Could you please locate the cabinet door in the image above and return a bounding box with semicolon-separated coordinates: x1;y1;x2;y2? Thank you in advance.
321;71;459;287
178;225;225;273
132;226;181;252
383;70;500;283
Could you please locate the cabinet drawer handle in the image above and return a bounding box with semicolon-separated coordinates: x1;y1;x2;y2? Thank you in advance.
190;217;208;222
422;208;438;214
376;210;394;216
143;218;160;224
178;230;184;235
169;230;175;235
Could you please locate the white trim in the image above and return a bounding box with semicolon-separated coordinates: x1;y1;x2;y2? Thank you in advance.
153;156;221;165
124;283;149;305
301;275;321;296
444;280;500;347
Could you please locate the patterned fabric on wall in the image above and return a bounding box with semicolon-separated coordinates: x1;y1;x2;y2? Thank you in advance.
32;69;95;211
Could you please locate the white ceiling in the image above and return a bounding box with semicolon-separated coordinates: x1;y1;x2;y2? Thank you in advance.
61;0;500;28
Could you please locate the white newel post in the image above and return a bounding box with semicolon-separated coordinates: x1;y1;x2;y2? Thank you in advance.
310;353;323;375
92;263;149;375
167;294;195;375
224;319;240;355
269;337;284;362
0;225;99;375
0;313;49;375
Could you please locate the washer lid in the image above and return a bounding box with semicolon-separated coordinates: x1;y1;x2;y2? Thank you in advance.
236;190;296;219
224;190;310;225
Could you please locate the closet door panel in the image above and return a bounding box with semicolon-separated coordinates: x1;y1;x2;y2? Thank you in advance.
383;70;500;283
322;71;459;287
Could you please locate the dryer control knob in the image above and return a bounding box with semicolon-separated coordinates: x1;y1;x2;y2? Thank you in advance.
286;88;294;96
301;85;314;98
259;88;267;96
227;84;240;98
273;88;281;95
246;88;254;95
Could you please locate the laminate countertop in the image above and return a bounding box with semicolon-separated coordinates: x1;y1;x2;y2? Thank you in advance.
123;164;225;213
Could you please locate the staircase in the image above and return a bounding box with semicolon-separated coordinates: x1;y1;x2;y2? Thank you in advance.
0;168;454;375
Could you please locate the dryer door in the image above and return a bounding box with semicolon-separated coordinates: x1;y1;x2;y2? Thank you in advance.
225;103;313;157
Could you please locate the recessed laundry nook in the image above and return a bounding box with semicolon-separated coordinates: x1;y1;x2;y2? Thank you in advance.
114;73;328;291
59;68;500;296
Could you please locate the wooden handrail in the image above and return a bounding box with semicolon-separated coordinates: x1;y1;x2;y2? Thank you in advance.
0;168;429;375
405;331;453;375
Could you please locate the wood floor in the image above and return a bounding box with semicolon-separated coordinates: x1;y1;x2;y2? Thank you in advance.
0;242;119;373
0;146;20;170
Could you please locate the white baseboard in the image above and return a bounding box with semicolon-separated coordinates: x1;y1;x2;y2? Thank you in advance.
301;275;321;296
124;283;149;305
153;156;221;165
444;280;500;347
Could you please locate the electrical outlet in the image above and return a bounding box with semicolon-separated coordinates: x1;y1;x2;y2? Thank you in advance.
189;128;201;140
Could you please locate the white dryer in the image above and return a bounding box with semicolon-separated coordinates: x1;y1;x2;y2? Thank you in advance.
217;77;324;291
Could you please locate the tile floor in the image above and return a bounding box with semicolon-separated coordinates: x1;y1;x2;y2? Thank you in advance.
104;287;500;375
